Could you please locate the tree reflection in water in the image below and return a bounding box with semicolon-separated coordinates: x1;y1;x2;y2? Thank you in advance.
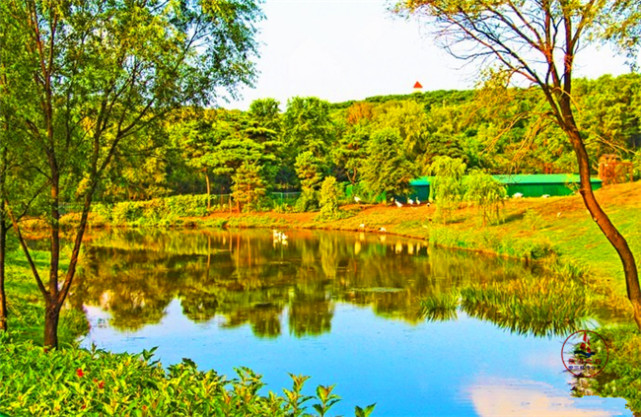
74;228;596;338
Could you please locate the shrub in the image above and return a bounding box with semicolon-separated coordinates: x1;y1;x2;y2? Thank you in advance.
92;195;212;227
111;201;144;226
318;177;342;219
295;152;323;212
428;156;466;223
464;169;507;225
0;338;375;416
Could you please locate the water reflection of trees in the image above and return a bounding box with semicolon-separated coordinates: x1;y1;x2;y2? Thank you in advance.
74;229;571;337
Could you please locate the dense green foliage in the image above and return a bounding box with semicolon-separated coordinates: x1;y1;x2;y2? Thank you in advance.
464;170;507;225
318;177;342;219
295;152;324;212
360;128;414;201
0;0;639;414
71;74;640;213
428;156;466;223
231;162;267;212
0;336;374;417
589;325;641;414
89;195;213;227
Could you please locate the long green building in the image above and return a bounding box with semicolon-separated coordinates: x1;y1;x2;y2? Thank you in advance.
409;174;603;200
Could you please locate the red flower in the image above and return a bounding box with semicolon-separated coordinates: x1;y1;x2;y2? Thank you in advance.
98;381;105;389
142;405;147;411
76;368;85;377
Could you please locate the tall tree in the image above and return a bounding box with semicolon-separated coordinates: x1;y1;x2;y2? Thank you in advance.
333;121;370;186
373;100;428;157
0;0;261;348
248;98;282;132
361;128;415;200
395;0;641;328
246;98;283;188
295;151;324;211
283;97;336;160
231;162;266;212
169;107;219;206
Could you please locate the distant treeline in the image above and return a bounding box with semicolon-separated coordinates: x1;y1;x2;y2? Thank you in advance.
100;73;641;205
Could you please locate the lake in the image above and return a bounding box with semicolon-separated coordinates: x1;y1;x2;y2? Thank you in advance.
74;228;631;416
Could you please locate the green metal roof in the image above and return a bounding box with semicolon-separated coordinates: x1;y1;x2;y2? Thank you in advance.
410;174;602;186
493;174;601;184
410;176;433;186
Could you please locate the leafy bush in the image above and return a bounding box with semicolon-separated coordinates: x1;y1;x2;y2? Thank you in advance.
163;195;210;217
89;195;212;227
318;177;342;219
90;203;114;222
428;156;466;223
111;201;145;226
0;337;375;417
463;169;507;225
295;152;323;212
295;189;319;212
587;326;641;414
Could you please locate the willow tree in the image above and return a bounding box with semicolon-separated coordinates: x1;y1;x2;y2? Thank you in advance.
0;0;261;348
395;0;641;329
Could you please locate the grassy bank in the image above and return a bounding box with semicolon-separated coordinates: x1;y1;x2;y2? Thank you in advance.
193;182;640;298
3;249;88;345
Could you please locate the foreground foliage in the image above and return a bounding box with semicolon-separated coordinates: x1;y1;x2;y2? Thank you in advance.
0;337;374;417
588;326;641;414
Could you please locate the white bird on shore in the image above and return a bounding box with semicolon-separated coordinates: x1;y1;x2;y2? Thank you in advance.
354;196;362;204
512;192;523;198
408;198;415;205
379;227;387;232
359;223;365;229
395;199;403;208
416;198;421;205
542;194;550;198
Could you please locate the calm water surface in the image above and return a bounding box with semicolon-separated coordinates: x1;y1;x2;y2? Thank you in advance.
75;229;631;416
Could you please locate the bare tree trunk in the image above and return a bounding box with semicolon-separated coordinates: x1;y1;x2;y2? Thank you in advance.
0;146;7;332
206;234;211;281
44;300;60;347
0;220;7;332
565;124;641;329
204;171;211;210
44;165;61;347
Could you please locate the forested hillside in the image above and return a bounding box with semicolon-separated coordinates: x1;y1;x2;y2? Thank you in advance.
101;73;641;204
